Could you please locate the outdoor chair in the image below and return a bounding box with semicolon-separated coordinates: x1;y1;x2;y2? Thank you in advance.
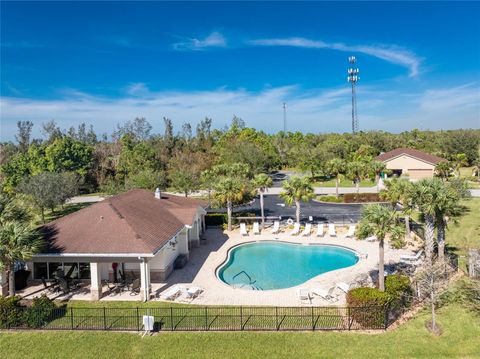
336;282;352;293
240;223;248;236
158;284;183;301
290;222;301;236
316;223;324;237
177;286;203;302
366;235;377;242
41;277;59;293
271;221;280;234
296;288;312;303
312;286;338;303
103;280;121;295
253;222;260;235
328;223;337;237
130;278;141;295
301;223;312;236
345;224;356;238
57;278;70;295
400;250;424;264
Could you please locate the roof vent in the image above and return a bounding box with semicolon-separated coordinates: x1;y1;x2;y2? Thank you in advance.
154;188;161;199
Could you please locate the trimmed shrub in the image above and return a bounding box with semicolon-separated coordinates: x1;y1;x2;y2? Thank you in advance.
23;294;56;328
316;195;343;203
386;274;413;309
0;295;23;329
346;287;392;328
205;213;228;226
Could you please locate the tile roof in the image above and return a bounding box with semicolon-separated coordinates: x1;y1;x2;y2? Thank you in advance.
39;189;207;255
375;148;446;165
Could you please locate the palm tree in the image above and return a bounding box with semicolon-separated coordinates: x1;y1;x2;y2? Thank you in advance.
435;161;453;181
213;177;249;231
346;160;368;196
434;183;466;261
280;176;314;224
407;178;444;265
452;153;468;177
253;173;273;229
325;158;346;198
370;161;387;190
380;178;414;238
0;221;43;296
357;204;405;291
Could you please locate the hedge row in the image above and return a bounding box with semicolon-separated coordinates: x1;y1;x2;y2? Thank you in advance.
0;294;56;329
343;193;382;203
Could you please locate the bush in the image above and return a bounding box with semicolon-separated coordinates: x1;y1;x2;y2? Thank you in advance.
346;287;392;328
316;195;343;203
385;274;413;309
23;294;56;328
344;193;382;203
0;295;23;329
205;213;228;226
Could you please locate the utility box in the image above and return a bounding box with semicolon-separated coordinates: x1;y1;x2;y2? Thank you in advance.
143;315;154;331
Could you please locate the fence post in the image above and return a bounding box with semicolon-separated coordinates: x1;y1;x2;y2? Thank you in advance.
384;305;389;330
103;307;107;330
240;306;243;330
311;307;314;331
205;307;208;331
275;307;279;331
70;307;74;330
170;307;174;331
136;307;140;331
347;307;351;330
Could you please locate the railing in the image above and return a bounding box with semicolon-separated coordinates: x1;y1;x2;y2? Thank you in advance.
1;305;391;332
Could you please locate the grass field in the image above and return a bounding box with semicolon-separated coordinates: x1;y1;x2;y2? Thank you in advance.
1;304;479;358
445;198;480;254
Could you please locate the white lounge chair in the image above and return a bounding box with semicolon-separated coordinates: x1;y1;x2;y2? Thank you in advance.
301;223;312;236
290;222;301;236
400;250;424;263
336;282;351;293
366;235;377;242
297;288;311;303
312;286;338;303
328;223;336;237
316;223;324;237
345;225;356;238
253;222;260;235
240;223;248;236
176;286;203;302
158;285;183;301
271;221;280;234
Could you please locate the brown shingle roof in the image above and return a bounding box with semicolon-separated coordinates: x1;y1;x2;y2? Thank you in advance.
39;190;207;255
375;148;446;165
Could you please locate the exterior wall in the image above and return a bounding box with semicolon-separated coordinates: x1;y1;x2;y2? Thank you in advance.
384;155;435;178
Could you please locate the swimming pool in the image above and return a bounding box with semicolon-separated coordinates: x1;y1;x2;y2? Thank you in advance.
217;241;359;290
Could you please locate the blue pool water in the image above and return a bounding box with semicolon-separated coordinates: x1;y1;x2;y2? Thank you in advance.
217;241;359;290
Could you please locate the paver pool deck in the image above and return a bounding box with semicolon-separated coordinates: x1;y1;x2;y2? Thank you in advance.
154;227;415;306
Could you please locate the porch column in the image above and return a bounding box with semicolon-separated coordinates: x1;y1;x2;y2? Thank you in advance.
202;214;206;234
140;260;150;302
0;271;8;296
90;262;102;301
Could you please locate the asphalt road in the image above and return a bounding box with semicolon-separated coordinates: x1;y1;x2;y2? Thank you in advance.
208;195;363;224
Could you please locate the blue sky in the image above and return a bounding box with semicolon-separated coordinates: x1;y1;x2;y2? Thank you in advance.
1;1;479;140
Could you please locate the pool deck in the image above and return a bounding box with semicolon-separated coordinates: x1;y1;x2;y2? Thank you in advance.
154;226;417;307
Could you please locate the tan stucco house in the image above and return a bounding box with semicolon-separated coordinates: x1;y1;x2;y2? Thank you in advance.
376;148;446;180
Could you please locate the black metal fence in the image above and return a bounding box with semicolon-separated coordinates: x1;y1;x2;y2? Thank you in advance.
1;305;391;332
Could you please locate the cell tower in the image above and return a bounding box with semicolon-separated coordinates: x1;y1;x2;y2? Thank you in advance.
347;56;360;133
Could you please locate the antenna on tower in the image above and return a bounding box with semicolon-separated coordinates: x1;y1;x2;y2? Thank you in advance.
283;102;287;133
347;56;360;133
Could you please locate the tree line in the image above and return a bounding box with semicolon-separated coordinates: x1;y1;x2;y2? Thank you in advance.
1;117;479;202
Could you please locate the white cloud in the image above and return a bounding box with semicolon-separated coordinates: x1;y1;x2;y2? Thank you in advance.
1;83;478;141
249;37;422;77
173;32;227;51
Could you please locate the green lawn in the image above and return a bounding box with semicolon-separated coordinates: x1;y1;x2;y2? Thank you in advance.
312;179;375;188
1;304;479;358
445;198;480;253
